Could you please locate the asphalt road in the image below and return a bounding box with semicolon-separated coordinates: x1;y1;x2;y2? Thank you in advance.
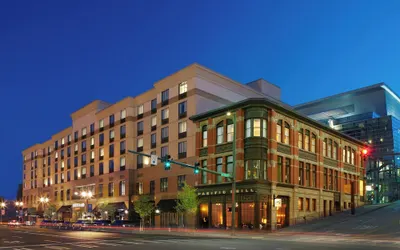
281;200;400;238
1;226;400;250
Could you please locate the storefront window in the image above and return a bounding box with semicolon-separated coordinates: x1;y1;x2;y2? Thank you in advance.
211;203;223;228
199;204;209;228
241;203;255;228
226;203;238;228
260;202;268;228
245;160;267;180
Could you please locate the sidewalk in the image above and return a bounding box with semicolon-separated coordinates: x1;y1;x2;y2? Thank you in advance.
281;202;393;232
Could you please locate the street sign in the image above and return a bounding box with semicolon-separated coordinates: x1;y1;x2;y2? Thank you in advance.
221;173;231;178
275;198;282;208
150;154;158;166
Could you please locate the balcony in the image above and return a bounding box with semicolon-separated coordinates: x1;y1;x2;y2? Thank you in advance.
120;133;126;139
178;112;187;119
161;137;169;144
161;118;169;125
151;143;156;149
151;125;156;131
90;158;94;163
162;99;169;107
82;135;86;139
137;114;143;120
178;132;187;139
137;130;143;136
178;152;187;159
90;144;94;150
99;156;104;161
120;149;126;154
137;147;143;152
110;137;114;143
179;92;187;100
151;108;157;114
121;118;126;123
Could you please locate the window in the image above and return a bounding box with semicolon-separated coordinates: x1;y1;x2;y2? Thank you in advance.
108;182;114;197
67;171;70;181
151;133;156;148
161;109;169;121
276;120;282;142
299;162;304;185
99;148;104;159
161;127;169;143
150;180;155;194
277;156;283;182
179;81;187;94
109;144;114;157
161;146;168;157
90;137;95;147
120;157;126;171
98;184;103;197
74;157;78;167
312;165;317;187
306;163;311;186
284;122;290;144
99;133;104;146
351;149;355;165
90;123;95;134
200;125;208;147
347;147;351;163
81;154;86;165
177;175;186;190
216;158;223;183
90;165;94;177
109;114;115;126
151;99;157;111
202;160;208;184
334;170;338;191
120;125;126;138
245;159;266;180
137;138;143;148
342;147;346;162
121;109;126;120
120;141;126;154
298;129;303;149
178;141;187;159
67;135;71;143
161;89;169;104
333;142;338;160
119;180;126;196
109;129;115;141
304;130;310;151
327;139;332;158
306;198;310;211
178;121;187;134
298;198;304;210
137;104;144;116
137;121;144;135
82;127;87;137
151;116;157;127
285;158;291;183
99;119;104;129
137;155;143;169
109;160;114;173
61;138;65;146
178;101;187;117
224;156;233;177
311;133;316;153
217;122;224;144
67;189;71;200
312;199;317;211
226;120;234;142
246;119;267;138
81;140;87;151
323;168;328;189
160;177;168;192
137;182;143;195
81;167;87;179
99;162;104;175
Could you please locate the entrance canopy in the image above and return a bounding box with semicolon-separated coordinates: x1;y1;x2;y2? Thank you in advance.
57;205;72;213
156;199;177;213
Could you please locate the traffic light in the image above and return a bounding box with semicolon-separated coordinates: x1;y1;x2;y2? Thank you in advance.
362;149;369;161
194;162;200;174
163;155;171;170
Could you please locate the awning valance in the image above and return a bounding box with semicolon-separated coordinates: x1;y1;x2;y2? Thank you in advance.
57;205;72;213
156;199;177;213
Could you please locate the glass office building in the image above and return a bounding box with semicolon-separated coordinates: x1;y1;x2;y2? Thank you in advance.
294;83;400;203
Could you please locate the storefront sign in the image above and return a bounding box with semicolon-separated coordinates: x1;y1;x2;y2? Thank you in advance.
72;203;85;208
366;185;372;191
275;198;282;208
197;188;256;196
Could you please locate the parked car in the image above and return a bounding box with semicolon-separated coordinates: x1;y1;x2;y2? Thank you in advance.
8;220;21;227
72;220;94;230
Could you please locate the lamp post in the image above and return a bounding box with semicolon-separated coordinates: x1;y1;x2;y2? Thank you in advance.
15;201;23;222
1;202;6;224
80;191;93;214
227;111;237;235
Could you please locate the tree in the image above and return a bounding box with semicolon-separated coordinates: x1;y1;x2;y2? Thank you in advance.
44;204;57;220
96;203;116;220
176;182;199;228
133;195;154;231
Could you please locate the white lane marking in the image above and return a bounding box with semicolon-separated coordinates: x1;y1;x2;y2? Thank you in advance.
12;236;23;239
114;241;143;245
96;242;121;247
4;241;23;244
44;246;70;250
133;239;162;244
72;245;98;249
220;248;236;250
12;248;33;250
44;240;62;243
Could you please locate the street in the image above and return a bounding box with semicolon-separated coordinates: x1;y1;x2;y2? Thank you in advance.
1;225;400;250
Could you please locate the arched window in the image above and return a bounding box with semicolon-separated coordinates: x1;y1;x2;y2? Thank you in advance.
351;149;355;165
342;146;346;162
226;119;234;142
304;130;310;151
216;122;224;144
327;139;332;158
311;133;316;153
323;139;327;157
276;120;282;142
298;129;303;149
202;125;208;147
347;147;351;163
333;142;338;160
284;122;290;144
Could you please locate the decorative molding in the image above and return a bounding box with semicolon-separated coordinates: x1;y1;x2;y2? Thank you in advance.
323;157;338;167
298;150;317;162
277;143;291;155
215;143;233;154
344;163;356;173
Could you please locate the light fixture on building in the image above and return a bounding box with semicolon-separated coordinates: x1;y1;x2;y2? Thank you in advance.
380;138;384;142
144;157;149;165
155;209;160;214
368;139;372;144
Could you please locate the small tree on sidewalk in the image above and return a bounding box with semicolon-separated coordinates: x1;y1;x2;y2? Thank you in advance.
44;204;57;220
176;182;199;229
133;195;154;231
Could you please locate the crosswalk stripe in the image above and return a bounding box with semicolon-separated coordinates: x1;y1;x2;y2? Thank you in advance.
73;244;99;249
114;241;143;245
134;239;162;244
96;242;122;247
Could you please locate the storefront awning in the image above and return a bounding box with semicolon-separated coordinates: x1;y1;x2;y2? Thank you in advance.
57;205;72;213
94;202;127;212
157;199;177;213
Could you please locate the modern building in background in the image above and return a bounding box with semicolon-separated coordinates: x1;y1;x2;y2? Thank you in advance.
294;83;400;203
191;98;365;229
22;63;281;225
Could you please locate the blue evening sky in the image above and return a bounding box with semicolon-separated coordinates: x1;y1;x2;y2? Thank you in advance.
1;0;400;199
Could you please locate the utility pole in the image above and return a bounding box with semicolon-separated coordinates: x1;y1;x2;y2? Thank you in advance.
227;111;237;235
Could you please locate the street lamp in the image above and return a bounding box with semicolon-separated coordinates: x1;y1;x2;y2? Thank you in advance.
80;191;93;214
39;197;49;217
0;202;6;224
227;111;237;235
15;201;23;222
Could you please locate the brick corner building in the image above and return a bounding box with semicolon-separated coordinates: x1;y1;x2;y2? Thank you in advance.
190;98;367;230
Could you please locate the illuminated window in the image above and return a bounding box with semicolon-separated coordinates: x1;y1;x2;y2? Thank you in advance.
137;138;143;148
227;120;234;142
121;109;126;119
202;126;208;147
138;104;144;115
99;119;104;128
284;122;290;144
327;139;332;158
179;81;187;94
298;129;303;149
276;120;282;142
323;139;327;157
82;127;87;136
151;116;157;126
304;130;310;151
216;122;224;144
311;133;316;153
178;121;187;134
333;142;338;160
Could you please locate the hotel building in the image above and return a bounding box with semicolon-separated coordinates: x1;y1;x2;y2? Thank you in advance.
190;98;366;229
21;63;280;224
